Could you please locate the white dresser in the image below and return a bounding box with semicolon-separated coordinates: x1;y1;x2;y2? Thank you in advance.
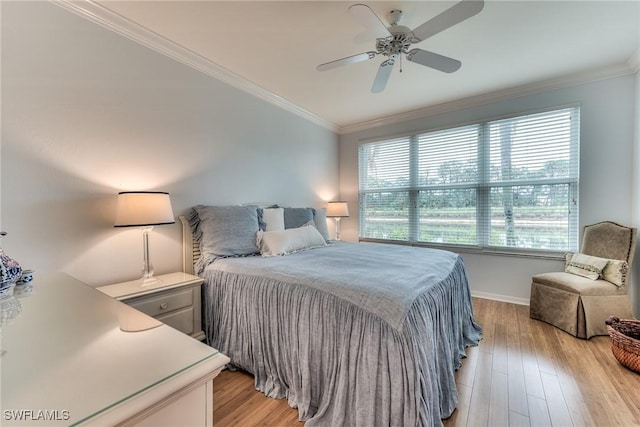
0;273;229;426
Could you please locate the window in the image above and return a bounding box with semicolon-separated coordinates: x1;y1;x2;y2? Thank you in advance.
359;106;580;253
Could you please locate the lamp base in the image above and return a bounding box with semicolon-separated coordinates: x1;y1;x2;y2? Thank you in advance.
141;226;156;286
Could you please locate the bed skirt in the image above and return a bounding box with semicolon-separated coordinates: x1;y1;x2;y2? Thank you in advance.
203;255;481;426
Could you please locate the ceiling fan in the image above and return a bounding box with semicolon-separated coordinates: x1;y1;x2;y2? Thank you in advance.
317;0;484;93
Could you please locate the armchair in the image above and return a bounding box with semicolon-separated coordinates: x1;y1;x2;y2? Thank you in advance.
529;221;636;339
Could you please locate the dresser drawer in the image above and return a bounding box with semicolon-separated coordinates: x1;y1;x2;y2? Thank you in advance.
129;288;193;317
157;307;194;336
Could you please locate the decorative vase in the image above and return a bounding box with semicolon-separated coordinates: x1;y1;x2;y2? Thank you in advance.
0;232;22;299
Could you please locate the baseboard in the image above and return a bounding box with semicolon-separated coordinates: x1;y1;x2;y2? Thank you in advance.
471;291;530;306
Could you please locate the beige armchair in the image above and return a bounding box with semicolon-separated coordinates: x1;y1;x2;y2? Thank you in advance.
530;221;636;339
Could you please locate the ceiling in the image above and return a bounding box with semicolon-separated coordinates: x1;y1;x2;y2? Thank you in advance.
79;1;639;133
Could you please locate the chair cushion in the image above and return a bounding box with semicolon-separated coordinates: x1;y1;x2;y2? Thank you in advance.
532;272;627;296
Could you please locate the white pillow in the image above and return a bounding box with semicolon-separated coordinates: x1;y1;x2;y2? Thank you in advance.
564;252;609;280
602;258;629;288
313;207;331;241
564;252;629;287
262;207;285;231
257;224;327;256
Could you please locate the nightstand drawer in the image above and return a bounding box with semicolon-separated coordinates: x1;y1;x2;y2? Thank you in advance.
157;307;194;336
129;288;193;317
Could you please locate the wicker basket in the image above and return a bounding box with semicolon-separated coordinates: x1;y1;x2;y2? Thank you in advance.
605;316;640;374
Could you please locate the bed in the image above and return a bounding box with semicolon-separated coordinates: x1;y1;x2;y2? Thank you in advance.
181;205;482;427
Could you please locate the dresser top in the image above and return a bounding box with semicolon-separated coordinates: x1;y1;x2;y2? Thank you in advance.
1;272;221;425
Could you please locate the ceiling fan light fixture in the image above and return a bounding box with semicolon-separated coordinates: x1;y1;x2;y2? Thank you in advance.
316;0;484;93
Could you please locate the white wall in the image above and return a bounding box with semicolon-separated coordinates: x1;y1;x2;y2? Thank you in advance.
1;1;339;286
340;75;637;305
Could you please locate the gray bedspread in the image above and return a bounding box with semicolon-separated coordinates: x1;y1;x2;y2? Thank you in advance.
202;241;482;426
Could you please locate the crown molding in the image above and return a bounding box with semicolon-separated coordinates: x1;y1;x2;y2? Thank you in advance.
51;0;340;133
49;0;638;137
340;62;636;135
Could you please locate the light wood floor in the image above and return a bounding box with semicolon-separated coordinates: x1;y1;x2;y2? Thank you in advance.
212;298;640;426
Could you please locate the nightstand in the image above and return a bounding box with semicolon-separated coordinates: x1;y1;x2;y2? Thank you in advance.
98;272;205;340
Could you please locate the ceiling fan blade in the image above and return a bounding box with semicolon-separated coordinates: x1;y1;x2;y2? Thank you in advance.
371;60;395;93
317;51;377;71
406;48;461;73
410;0;484;43
349;4;391;39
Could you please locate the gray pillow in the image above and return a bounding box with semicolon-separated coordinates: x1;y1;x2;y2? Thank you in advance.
283;207;315;229
194;205;260;260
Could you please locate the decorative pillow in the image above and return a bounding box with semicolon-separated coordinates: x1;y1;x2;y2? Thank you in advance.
564;252;609;280
257;224;327;256
194;205;260;259
262;207;285;232
313;207;331;242
283;207;315;229
602;259;629;287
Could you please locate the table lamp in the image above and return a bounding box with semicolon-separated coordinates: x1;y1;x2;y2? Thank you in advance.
326;201;349;240
114;191;175;285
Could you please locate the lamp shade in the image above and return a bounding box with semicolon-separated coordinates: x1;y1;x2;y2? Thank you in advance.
114;192;175;227
326;201;349;218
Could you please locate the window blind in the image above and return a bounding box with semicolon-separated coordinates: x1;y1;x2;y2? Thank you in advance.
359;106;580;252
359;137;412;240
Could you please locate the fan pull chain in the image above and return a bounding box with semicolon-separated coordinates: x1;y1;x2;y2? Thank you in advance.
399;53;403;73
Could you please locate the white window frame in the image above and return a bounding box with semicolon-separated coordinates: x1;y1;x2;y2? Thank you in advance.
358;106;580;256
